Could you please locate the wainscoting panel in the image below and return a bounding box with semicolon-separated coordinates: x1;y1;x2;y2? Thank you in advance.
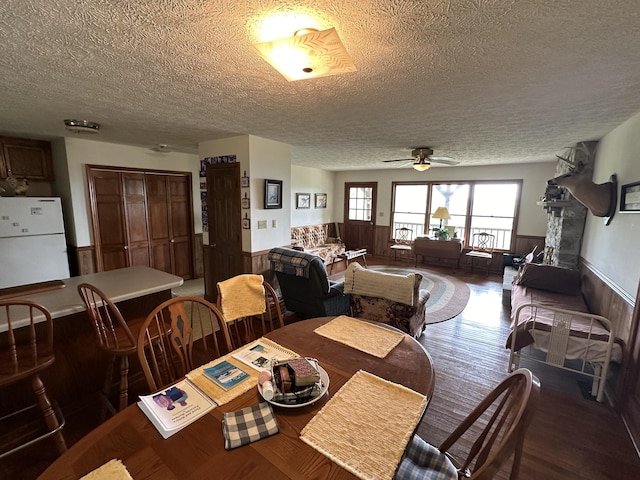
580;259;635;408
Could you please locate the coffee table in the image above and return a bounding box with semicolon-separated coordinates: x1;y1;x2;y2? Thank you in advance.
329;248;367;274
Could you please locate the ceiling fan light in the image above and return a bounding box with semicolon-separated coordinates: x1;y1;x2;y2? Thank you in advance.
413;161;430;172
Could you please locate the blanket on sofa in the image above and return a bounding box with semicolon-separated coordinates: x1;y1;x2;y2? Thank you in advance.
268;248;313;278
344;262;415;305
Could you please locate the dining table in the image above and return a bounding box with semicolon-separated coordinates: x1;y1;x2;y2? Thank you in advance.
38;316;435;480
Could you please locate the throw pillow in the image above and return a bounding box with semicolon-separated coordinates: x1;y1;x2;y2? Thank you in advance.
514;263;581;295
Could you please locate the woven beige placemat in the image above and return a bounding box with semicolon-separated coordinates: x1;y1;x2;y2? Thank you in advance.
313;316;405;358
80;459;133;480
186;338;298;405
300;370;427;480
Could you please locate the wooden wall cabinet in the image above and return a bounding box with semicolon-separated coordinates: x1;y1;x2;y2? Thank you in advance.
0;136;54;180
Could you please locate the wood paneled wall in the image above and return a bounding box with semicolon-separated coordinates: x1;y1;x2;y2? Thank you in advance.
580;259;635;408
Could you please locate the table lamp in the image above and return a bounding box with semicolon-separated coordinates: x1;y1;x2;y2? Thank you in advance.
432;207;451;228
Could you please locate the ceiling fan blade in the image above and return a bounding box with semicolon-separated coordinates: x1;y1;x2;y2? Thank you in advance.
382;158;414;163
429;156;459;165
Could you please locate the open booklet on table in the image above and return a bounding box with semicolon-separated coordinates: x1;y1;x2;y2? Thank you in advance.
231;338;298;372
137;378;216;439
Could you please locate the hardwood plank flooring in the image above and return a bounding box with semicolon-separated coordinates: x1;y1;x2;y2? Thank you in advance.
2;256;639;479
332;257;640;479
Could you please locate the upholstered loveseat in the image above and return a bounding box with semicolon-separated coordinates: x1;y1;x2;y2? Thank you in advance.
344;262;430;338
290;224;345;265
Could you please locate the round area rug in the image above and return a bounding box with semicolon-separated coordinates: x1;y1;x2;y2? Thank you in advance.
369;266;470;324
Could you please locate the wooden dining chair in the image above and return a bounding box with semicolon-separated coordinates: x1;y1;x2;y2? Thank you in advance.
0;300;67;458
216;274;283;349
77;283;145;418
466;232;496;275
395;369;540;480
137;296;232;392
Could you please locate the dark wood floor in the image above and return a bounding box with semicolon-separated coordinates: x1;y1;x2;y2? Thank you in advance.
3;256;640;479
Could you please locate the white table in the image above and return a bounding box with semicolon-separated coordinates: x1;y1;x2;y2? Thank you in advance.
0;267;184;410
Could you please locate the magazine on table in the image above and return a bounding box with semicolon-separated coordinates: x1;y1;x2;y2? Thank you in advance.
231;338;296;372
203;360;250;390
137;378;216;439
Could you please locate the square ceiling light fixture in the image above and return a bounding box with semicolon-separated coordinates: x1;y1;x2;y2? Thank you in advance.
254;27;357;81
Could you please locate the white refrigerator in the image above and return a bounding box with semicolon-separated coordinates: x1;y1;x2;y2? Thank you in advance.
0;197;71;289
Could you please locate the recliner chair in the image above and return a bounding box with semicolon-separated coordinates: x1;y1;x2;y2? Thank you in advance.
268;247;350;319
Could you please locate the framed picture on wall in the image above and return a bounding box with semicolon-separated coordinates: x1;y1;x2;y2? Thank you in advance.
265;179;282;209
296;193;311;209
621;181;640;212
315;193;327;208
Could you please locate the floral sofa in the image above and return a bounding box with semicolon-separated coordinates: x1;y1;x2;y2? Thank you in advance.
290;224;345;265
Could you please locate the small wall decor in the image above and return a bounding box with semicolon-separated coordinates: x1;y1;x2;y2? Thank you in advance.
265;179;283;209
199;154;237;232
242;213;251;229
315;193;327;208
241;170;249;188
241;192;250;209
200;154;237;177
296;193;311;209
620;181;640;212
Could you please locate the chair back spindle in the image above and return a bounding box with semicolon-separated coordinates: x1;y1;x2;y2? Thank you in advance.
138;296;231;392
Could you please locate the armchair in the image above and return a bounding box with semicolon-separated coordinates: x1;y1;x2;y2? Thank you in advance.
344;263;430;338
268;247;351;319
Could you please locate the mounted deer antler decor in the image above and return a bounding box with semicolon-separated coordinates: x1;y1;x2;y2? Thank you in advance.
547;141;617;226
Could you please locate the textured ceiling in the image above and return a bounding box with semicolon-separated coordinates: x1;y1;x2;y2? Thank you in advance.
1;1;640;171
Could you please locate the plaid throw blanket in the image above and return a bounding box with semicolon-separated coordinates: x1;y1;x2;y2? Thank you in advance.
268;248;315;278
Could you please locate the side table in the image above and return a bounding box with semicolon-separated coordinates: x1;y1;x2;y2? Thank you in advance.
329;249;368;274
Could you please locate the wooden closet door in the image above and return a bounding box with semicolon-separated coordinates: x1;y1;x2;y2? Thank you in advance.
89;168;150;272
89;166;192;276
168;175;193;279
146;173;193;279
122;172;151;267
146;174;172;273
90;169;128;271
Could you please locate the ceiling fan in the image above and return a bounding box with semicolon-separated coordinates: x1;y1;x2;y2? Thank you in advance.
383;147;459;171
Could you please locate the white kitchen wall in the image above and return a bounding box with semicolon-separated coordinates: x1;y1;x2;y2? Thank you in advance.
62;137;200;247
582;110;640;300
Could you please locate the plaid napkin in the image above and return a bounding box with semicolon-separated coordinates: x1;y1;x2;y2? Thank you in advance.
222;402;279;450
